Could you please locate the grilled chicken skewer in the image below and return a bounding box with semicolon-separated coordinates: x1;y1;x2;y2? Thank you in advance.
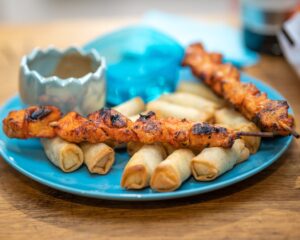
3;106;273;150
182;43;298;138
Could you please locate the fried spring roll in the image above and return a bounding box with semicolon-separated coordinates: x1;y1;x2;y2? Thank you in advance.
128;114;141;122
215;108;261;153
80;142;115;174
147;100;212;122
113;97;145;117
41;137;84;172
150;149;195;192
127;142;144;156
121;144;167;189
161;143;177;155
160;92;218;112
127;142;176;157
177;81;225;107
191;139;249;181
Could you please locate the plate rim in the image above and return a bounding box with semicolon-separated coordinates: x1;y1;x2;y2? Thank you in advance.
0;74;293;201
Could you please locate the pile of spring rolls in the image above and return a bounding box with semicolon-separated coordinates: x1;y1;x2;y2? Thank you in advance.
42;81;262;192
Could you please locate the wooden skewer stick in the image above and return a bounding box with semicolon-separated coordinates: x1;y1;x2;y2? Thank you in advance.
279;122;300;138
237;131;274;138
49;120;273;138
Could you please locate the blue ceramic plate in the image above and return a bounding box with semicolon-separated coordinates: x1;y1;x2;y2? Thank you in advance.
0;73;293;201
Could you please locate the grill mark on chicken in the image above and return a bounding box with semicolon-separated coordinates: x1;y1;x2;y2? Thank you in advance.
138;111;156;122
91;108;127;128
26;106;52;121
192;123;227;135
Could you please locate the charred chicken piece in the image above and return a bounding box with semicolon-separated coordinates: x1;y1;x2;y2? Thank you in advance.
182;43;298;137
3;107;273;149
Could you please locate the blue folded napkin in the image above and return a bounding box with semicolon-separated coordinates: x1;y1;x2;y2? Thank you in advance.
142;11;259;67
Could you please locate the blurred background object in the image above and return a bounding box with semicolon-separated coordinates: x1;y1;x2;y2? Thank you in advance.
278;12;300;77
241;0;298;56
1;0;299;56
0;0;237;23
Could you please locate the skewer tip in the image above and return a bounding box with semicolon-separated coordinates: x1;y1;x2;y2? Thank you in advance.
288;128;300;138
292;130;300;139
279;121;300;138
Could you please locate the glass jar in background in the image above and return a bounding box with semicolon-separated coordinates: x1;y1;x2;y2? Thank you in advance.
241;0;298;56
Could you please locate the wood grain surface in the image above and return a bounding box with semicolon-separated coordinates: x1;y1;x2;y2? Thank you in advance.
0;18;300;240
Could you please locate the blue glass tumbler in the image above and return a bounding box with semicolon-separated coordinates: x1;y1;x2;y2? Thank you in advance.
84;26;184;105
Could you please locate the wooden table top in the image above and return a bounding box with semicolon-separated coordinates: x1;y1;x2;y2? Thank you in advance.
0;19;300;240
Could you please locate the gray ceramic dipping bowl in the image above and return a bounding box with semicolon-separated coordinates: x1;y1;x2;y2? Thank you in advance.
19;46;106;115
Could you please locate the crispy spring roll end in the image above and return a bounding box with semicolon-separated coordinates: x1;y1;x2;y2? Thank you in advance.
42;138;84;173
81;143;115;174
121;164;148;189
191;161;219;181
233;139;250;163
61;148;83;171
151;149;194;192
121;144;166;189
150;165;180;192
89;150;114;174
